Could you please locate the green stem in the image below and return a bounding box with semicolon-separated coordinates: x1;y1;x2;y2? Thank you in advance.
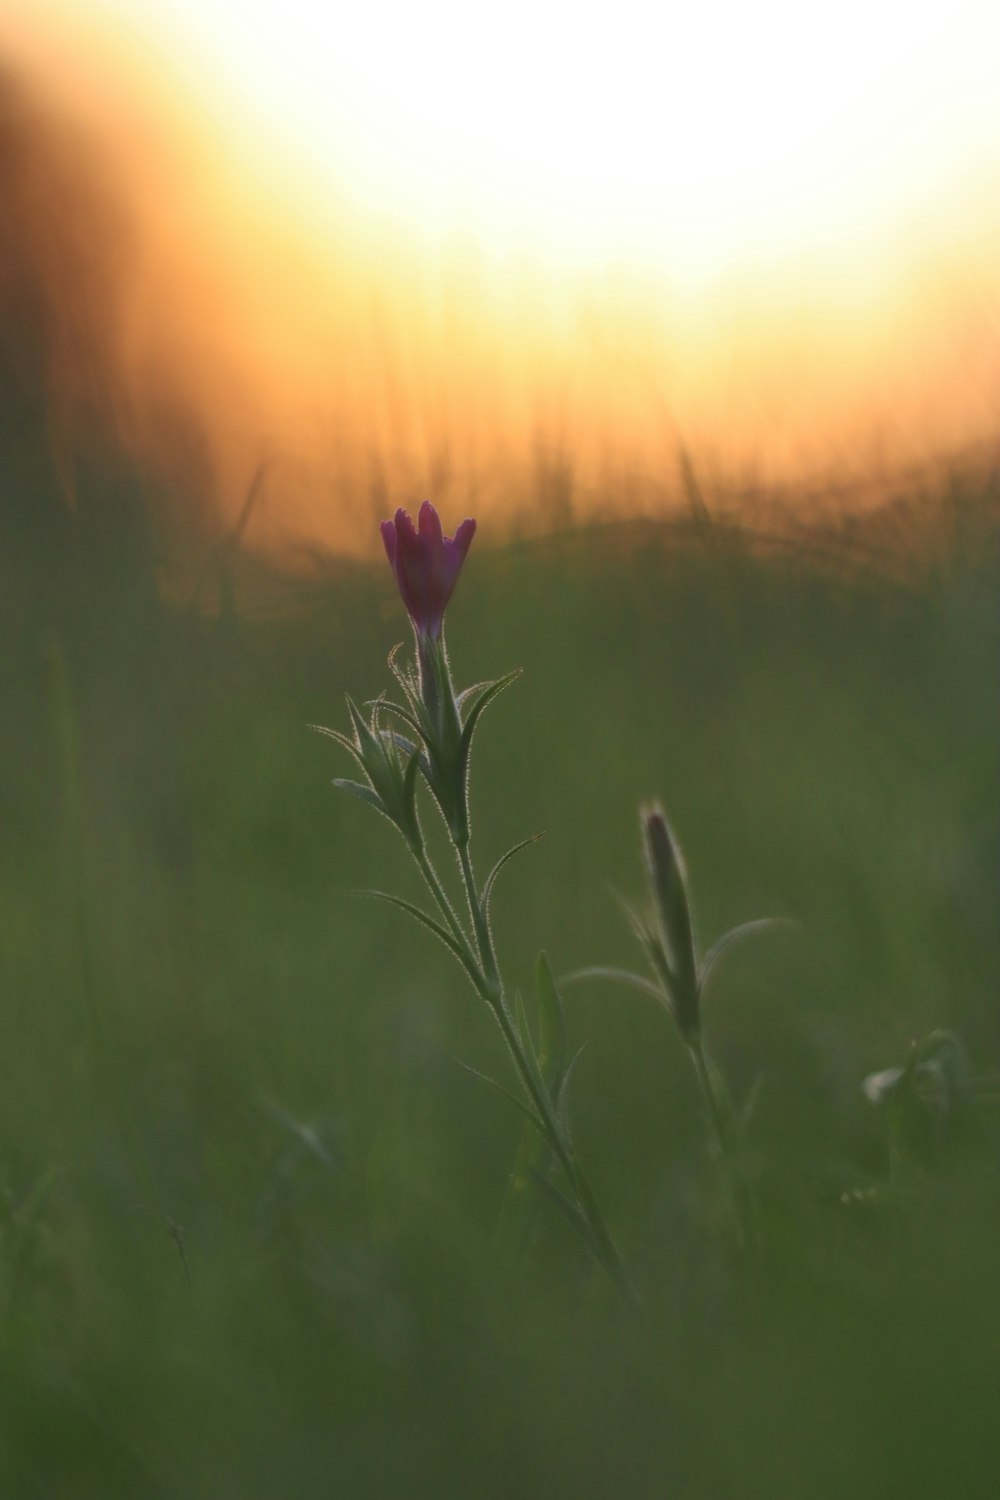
690;1039;726;1148
494;990;631;1297
399;645;631;1298
456;839;500;992
414;844;472;955
689;1037;758;1255
454;831;631;1299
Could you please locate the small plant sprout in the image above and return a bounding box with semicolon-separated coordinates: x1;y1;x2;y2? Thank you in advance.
314;502;630;1298
571;802;792;1250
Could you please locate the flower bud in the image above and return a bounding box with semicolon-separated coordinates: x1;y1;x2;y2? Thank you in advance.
641;802;700;1042
381;501;476;642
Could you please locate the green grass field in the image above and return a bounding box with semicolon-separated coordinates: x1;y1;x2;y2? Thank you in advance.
2;480;998;1498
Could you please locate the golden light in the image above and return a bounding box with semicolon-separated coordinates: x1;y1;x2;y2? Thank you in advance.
2;0;999;553
11;0;1000;272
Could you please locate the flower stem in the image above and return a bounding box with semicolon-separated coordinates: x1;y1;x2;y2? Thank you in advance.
454;831;633;1300
414;844;472;956
456;839;500;992
689;1037;759;1256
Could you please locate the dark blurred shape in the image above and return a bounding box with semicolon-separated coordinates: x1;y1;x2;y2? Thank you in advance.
0;61;185;644
0;61;215;882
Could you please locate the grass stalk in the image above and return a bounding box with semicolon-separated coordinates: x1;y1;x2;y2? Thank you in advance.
689;1035;758;1257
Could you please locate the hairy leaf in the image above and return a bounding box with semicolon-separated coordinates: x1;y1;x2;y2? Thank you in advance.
355;890;477;981
375;697;424;740
458;668;522;764
308;723;364;768
331;779;386;817
482;833;544;920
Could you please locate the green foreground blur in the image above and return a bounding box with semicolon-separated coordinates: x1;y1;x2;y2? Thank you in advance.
2;484;998;1499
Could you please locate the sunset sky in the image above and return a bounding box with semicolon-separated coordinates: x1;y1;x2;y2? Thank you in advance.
2;0;999;552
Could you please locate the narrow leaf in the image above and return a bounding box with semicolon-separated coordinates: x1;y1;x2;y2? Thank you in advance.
534;950;567;1086
308;723;364;768
610;887;679;994
345;695;382;760
453;1058;545;1135
375;698;424;739
529;1169;601;1259
459;668;522;758
609;886;644;938
482;833;544;920
387;642;420;706
610;888;663;960
700;918;798;996
355;890;477;980
331;779;387;816
455;676;510;716
515;990;551;1104
571;1165;628;1289
555;1044;587;1138
376;727;417;758
402;747;422;825
561;966;667;1005
364;692;405;730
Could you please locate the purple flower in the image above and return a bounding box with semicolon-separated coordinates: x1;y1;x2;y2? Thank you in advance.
381;501;477;639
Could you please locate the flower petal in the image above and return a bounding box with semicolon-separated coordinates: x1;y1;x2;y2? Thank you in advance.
418;500;443;544
451;517;476;562
381;502;476;638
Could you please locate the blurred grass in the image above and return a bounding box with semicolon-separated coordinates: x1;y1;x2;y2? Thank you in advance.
1;476;998;1498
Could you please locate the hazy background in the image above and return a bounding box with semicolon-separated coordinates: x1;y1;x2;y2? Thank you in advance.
1;8;998;1498
1;0;998;568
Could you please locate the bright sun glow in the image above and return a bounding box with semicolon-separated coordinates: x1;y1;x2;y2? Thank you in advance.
3;0;998;550
13;0;1000;277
